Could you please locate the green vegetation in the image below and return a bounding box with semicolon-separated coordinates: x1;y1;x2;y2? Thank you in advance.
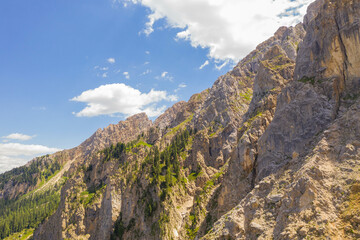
185;211;200;239
80;190;95;206
4;228;34;240
0;156;62;239
110;213;137;240
101;139;153;163
343;93;360;101
0;157;61;190
186;166;226;239
298;76;315;85
264;60;293;71
80;183;106;207
158;212;170;236
239;88;253;103
188;167;202;182
202;170;224;193
111;213;125;240
165;114;194;137
0;188;61;239
342;183;360;218
110;128;194;238
238;110;264;134
339;183;360;237
149;129;192;201
133;141;152;148
101;142;127;162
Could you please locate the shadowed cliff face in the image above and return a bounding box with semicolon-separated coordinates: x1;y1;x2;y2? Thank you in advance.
3;0;360;239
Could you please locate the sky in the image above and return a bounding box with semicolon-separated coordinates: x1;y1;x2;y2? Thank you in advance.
0;0;313;173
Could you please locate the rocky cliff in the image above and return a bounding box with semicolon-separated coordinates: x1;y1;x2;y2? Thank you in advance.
1;0;360;239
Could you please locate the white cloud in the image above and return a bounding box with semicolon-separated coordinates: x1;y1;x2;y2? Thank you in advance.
142;12;163;35
0;143;61;156
0;156;27;174
0;143;62;174
122;0;312;61
123;72;130;79
107;58;116;64
145;51;150;55
215;60;229;70
157;71;174;81
140;69;152;76
161;71;168;78
70;83;178;117
174;82;187;92
199;60;209;70
2;133;35;141
144;61;150;65
102;72;108;78
101;67;109;71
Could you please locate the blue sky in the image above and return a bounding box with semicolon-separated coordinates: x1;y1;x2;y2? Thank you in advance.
0;0;312;173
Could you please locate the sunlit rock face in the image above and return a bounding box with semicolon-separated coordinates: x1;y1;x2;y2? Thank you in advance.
4;0;360;239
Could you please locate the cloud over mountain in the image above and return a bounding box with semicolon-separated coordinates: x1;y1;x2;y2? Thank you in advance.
122;0;312;60
71;83;178;117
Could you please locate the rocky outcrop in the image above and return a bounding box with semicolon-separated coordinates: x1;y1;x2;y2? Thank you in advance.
203;0;360;239
154;101;187;131
214;32;302;221
4;0;360;239
295;0;360;115
78;113;152;156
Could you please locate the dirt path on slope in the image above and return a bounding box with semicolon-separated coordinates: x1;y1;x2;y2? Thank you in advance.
33;156;78;194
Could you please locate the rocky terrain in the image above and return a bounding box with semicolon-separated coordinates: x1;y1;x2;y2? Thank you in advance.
1;0;360;239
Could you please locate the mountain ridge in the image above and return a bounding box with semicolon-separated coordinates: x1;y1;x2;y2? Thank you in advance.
1;0;360;239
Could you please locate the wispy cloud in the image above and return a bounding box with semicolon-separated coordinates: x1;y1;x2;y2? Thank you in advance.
107;58;116;64
71;83;178;117
156;71;174;81
145;51;150;55
102;72;108;78
123;72;130;79
178;83;187;88
174;82;187;92
215;60;229;70
161;71;168;78
199;60;209;70
2;133;35;141
140;69;152;76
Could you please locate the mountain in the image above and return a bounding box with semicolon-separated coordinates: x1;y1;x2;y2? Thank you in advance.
1;0;360;239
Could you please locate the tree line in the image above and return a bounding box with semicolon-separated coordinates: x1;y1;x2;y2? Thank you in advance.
0;188;61;239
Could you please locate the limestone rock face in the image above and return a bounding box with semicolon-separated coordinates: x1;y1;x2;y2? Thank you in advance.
79;113;152;155
202;0;360;239
154;101;187;131
295;0;360;108
215;34;301;219
5;1;360;240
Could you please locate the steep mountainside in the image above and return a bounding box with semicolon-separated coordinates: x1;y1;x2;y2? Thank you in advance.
1;0;360;239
